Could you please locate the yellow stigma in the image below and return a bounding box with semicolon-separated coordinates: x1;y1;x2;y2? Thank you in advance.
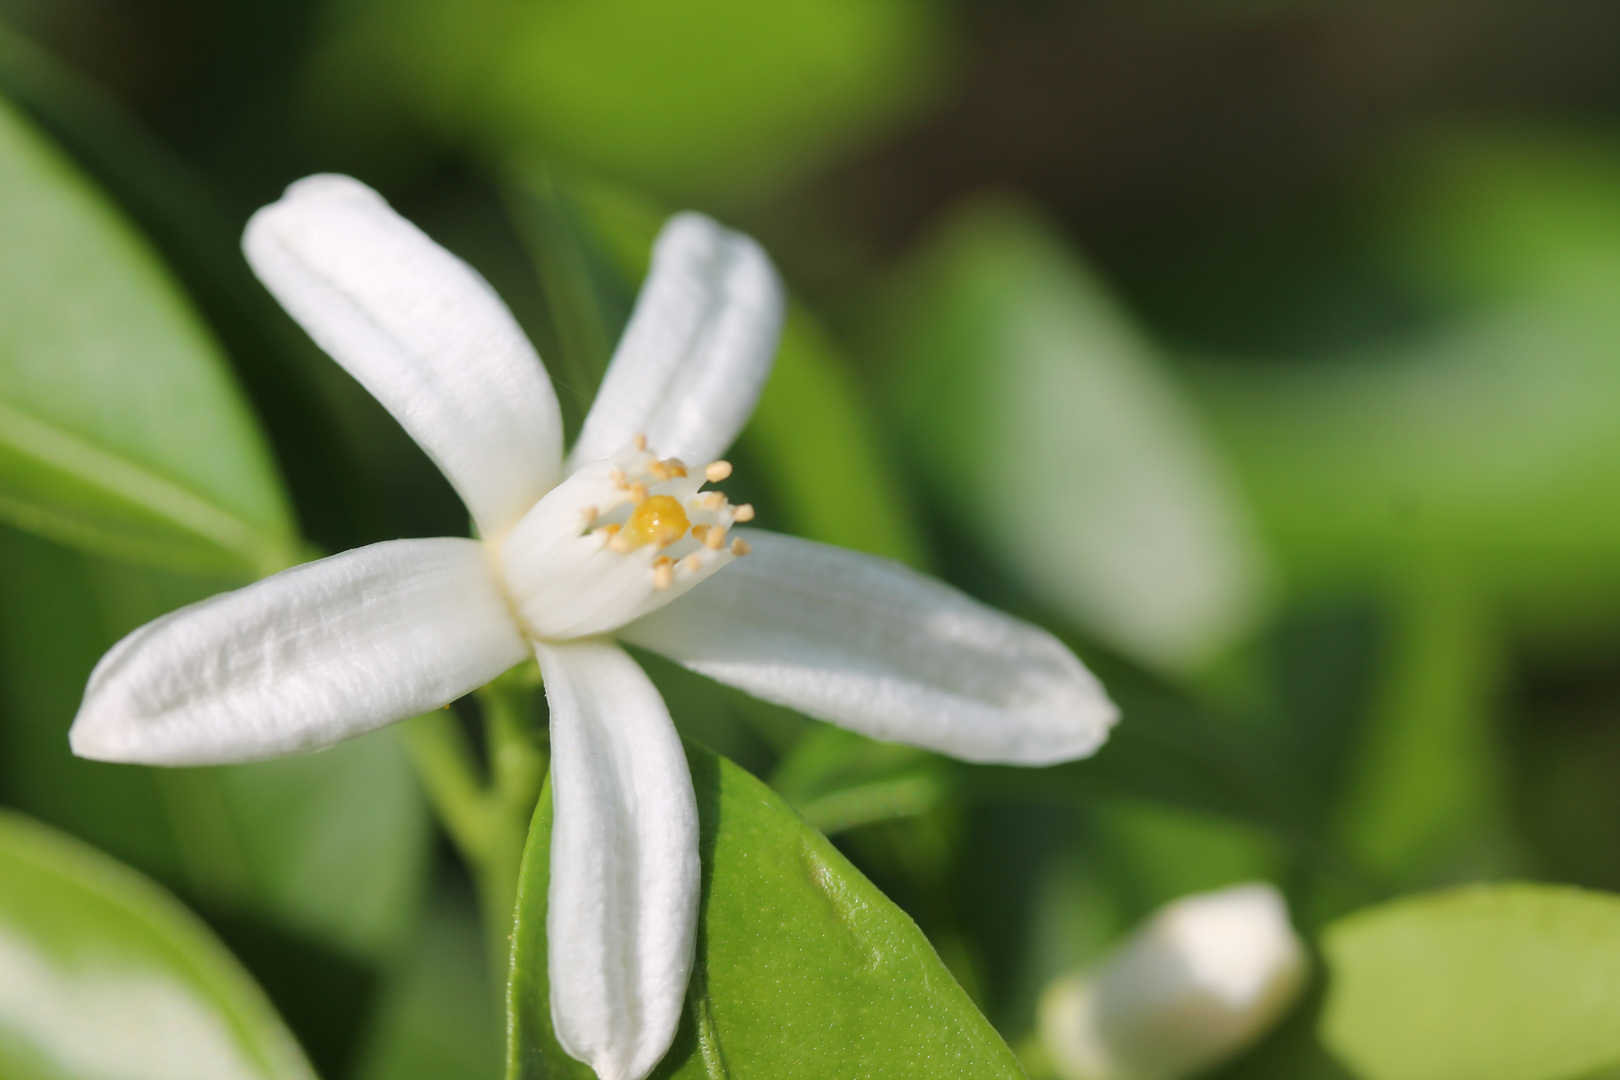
620;495;690;549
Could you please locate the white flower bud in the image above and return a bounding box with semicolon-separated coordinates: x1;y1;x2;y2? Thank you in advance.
1039;883;1307;1080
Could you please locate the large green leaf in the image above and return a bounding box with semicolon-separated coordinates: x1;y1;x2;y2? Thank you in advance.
316;0;953;197
507;742;1025;1079
0;523;432;964
0;92;295;577
871;198;1273;674
1321;883;1620;1080
0;809;315;1080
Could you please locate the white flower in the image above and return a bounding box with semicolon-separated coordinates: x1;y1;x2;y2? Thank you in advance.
68;174;1119;1080
1038;883;1307;1080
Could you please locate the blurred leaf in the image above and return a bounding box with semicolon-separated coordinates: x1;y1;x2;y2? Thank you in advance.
352;890;503;1080
0;92;297;578
1186;280;1620;642
317;0;954;197
871;197;1273;674
507;166;931;564
508;743;1025;1079
770;725;948;835
1334;573;1512;884
0;524;432;964
1321;883;1620;1080
0;810;315;1080
1097;797;1288;914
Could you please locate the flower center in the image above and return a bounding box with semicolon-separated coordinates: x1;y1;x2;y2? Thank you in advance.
494;435;754;641
621;495;690;549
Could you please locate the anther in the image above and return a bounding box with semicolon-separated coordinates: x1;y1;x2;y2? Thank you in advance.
690;524;710;543
701;492;726;511
732;503;755;522
653;561;674;590
608;534;633;553
648;460;672;481
664;458;688;477
704;460;732;483
609;468;627;486
581;506;599;525
730;538;752;556
704;527;727;551
633;433;648;451
681;555;702;573
628;483;649;504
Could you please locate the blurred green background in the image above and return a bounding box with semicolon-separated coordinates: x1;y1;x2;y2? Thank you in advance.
5;2;1620;1078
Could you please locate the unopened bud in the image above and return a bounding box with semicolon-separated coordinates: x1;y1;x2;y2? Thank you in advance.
1039;883;1306;1080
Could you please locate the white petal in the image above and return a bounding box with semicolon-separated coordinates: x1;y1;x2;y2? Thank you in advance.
537;639;698;1080
621;530;1117;766
498;448;741;640
244;175;563;538
1038;884;1307;1080
70;539;529;765
568;213;785;472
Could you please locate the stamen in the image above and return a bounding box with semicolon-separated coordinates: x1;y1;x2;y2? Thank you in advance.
681;555;702;573
664;458;689;477
730;538;752;556
581;506;599;526
701;492;726;511
633;432;648;451
609;468;627;486
690;524;710;543
648;460;671;481
628;483;649;504
732;503;755;522
704;527;727;551
653;562;674;590
608;534;634;553
705;460;733;483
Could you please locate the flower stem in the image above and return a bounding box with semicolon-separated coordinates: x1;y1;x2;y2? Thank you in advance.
403;663;547;979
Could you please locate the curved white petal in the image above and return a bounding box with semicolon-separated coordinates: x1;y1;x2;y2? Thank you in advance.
71;539;529;766
244;175;563;537
568;213;784;472
537;639;698;1080
621;531;1117;766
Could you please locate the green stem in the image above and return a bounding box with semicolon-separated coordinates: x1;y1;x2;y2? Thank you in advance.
403;665;547;978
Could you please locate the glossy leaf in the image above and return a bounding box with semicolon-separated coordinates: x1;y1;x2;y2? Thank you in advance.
872;198;1273;673
508;742;1025;1079
0;809;315;1080
318;0;953;197
0;523;432;964
0;92;296;577
1321;883;1620;1080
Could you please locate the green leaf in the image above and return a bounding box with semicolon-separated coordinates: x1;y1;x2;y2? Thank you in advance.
1333;573;1510;883
1321;883;1620;1080
870;197;1273;674
352;891;504;1080
0;91;296;577
0;523;432;964
508;742;1025;1079
317;0;954;197
0;809;315;1080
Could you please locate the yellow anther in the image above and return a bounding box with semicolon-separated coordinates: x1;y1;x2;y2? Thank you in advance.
664;458;689;477
704;526;727;551
648;460;672;481
628;483;649;504
690;524;710;543
730;538;752;556
609;468;627;486
633;433;648;451
732;503;755;523
653;562;674;590
581;505;599;525
599;523;621;535
704;460;732;483
681;555;702;573
608;533;634;553
701;492;726;511
621;495;691;549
